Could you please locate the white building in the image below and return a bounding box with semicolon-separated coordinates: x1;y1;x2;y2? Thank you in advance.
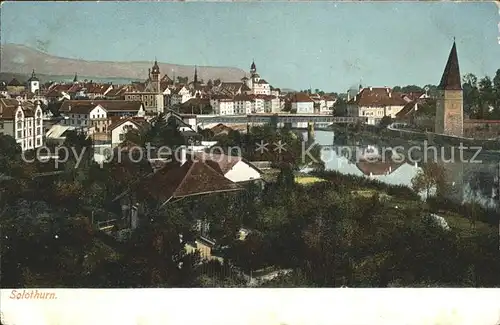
243;61;271;96
109;118;147;147
27;69;40;94
0;99;44;151
234;94;253;115
347;87;407;125
291;93;314;114
59;100;145;134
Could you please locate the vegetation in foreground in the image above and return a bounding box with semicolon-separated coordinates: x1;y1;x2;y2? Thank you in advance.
1;120;499;288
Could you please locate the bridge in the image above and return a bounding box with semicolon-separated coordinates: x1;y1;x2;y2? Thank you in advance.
196;114;367;126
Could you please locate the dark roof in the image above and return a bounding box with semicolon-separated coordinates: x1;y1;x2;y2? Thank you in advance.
108;118;148;131
59;100;143;114
0;99;37;120
8;78;23;87
438;42;462;90
137;158;242;203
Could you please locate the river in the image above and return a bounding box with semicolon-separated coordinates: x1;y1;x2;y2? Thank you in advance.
307;130;499;209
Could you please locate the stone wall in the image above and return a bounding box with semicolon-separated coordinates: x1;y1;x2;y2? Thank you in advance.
464;120;500;139
435;90;463;137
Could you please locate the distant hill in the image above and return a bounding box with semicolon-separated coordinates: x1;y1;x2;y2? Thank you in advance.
0;43;246;83
0;72;139;85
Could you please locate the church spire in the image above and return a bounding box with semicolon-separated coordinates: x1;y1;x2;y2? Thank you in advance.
194;66;198;84
73;73;78;83
438;40;462;90
250;60;256;74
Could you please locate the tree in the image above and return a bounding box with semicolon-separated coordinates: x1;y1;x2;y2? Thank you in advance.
462;73;480;118
411;162;447;199
478;76;494;119
379;116;392;129
333;98;347;117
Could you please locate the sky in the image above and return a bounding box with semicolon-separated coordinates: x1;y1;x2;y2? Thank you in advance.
1;1;500;91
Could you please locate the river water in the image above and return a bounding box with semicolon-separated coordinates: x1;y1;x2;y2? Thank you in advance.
307;130;499;208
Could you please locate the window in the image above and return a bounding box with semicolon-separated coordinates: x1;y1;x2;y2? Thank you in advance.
36;128;40;136
36;138;41;146
36;118;41;126
17;121;22;129
119;133;125;141
17;130;22;138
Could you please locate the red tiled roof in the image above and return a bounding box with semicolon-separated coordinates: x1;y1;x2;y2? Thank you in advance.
291;93;314;103
137;158;242;203
347;88;407;107
0;99;36;120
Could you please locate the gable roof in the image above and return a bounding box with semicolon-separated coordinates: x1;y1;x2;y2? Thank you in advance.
193;152;263;176
108;118;148;132
347;87;407;107
0;98;38;120
59;100;143;114
137;158;242;203
438;41;462;90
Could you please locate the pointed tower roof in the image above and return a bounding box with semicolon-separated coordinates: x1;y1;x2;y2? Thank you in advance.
250;60;256;72
152;58;160;75
438;41;462;90
28;69;39;82
73;73;78;83
194;66;198;83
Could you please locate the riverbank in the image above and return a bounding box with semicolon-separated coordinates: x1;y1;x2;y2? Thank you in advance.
309;169;498;229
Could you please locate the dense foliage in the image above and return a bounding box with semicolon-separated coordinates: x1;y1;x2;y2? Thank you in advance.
1;120;499;288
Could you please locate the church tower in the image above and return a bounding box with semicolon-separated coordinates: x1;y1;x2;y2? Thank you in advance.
151;59;161;93
435;41;463;137
27;69;40;93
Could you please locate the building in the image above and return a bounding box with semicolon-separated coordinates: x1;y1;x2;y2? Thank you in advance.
108;118;148;147
435;41;463;137
27;70;40;94
0;99;44;151
346;87;407;125
193;152;263;183
124;60;165;114
243;61;272;96
59;100;145;134
291;93;314;114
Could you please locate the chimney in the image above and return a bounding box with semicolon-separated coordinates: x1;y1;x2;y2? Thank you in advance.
347;90;351;102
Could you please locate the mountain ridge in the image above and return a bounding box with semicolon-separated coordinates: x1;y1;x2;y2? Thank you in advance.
0;43;246;82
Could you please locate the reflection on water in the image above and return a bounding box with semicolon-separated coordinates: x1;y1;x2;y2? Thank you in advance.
308;130;499;208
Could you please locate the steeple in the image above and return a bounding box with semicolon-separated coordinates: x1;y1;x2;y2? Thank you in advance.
73;73;78;83
250;60;256;74
438;40;462;90
194;66;198;84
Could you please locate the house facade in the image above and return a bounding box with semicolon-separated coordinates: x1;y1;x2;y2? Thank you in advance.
59;100;145;134
347;87;407;125
0;99;44;151
291;93;314;114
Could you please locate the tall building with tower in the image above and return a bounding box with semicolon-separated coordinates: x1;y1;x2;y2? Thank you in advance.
124;60;164;114
435;41;464;137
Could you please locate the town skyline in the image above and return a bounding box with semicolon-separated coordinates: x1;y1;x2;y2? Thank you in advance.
2;1;500;91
